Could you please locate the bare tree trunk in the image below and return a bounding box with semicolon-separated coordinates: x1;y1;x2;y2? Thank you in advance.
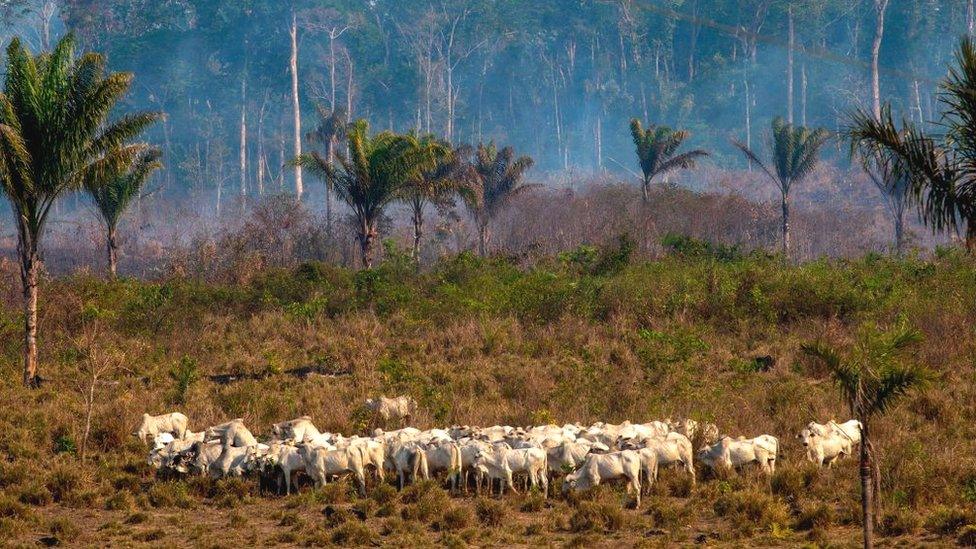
478;222;490;257
969;0;974;35
801;63;808;126
871;0;889;120
594;115;603;172
81;371;96;462
107;226;118;280
290;11;304;199
325;139;334;236
860;421;874;549
894;209;904;257
781;193;791;257
345;48;354;121
20;241;39;387
744;74;752;171
257;91;269;196
787;5;794;124
239;74;248;202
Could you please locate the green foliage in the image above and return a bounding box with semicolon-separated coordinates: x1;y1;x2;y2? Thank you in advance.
662;233;743;262
168;356;199;405
629;119;708;196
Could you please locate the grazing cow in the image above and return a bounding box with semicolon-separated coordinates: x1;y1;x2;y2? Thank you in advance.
257;442;306;495
298;444;368;496
457;438;493;492
338;436;386;482
474;446;548;497
798;422;852;467
135;412;189;445
622;432;695;484
387;441;428;490
205;419;258;447
365;396;417;427
562;450;643;507
546;440;609;476
698;435;779;475
827;420;862;447
172;440;222;476
271;416;321;443
421;441;463;493
215;443;268;478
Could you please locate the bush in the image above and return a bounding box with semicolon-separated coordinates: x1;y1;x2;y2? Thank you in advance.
400;481;449;524
925;505;976;535
147;482;194;508
104;491;135;512
321;505;351;528
520;491;546;513
475;498;507;527
437;506;474;531
958;525;976;547
48;517;80;543
331;522;375;545
879;507;921;537
569;501;625;533
45;464;82;503
17;482;52;506
369;482;398;505
0;495;30;520
794;501;834;531
713;491;791;535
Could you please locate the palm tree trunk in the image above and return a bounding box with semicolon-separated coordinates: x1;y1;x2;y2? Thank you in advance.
412;202;423;263
20;244;40;387
359;224;375;270
860;421;874;549
781;193;791;257
478;222;490;257
894;209;904;257
325;139;334;236
966;223;976;254
107;226;119;280
641;177;650;203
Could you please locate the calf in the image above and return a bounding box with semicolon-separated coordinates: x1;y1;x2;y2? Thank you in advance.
562;450;643;507
135;412;189;445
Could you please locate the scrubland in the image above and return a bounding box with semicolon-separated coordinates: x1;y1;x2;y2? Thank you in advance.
0;233;974;547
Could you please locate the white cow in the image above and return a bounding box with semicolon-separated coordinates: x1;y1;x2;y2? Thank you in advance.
215;443;268;478
421;441;463;493
172;440;222;476
562;450;643;507
205;419;258;447
546;439;609;476
271;416;321;443
337;436;385;482
298;444;368;496
386;441;428;490
474;446;548;496
135;412;189;445
457;438;493;492
365;396;417;426
256;442;307;494
698;435;779;475
622;432;695;484
827;420;862;447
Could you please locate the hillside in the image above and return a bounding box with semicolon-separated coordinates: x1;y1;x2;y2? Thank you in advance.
0;247;974;546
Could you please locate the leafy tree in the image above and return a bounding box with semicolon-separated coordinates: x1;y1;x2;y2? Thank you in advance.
461;143;535;257
849;38;976;252
294;119;413;269
87;148;162;279
629;119;708;202
306;104;347;232
0;35;159;386
397;133;466;262
733;117;828;256
802;324;927;549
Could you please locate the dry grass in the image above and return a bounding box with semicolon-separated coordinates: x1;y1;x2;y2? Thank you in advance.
0;246;973;546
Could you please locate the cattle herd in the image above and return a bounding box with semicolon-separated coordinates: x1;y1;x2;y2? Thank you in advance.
138;396;863;508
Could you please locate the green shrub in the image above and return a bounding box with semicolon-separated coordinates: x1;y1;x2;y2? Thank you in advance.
400;481;450;523
520;491;546;513
369;483;397;505
437;506;474;531
17;482;52;506
322;505;351;528
48;517;80;543
0;495;30;520
794;501;834;531
104;491;135;511
45;464;82;503
168;356;199;405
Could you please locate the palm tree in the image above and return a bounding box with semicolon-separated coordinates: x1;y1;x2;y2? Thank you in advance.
294;120;413;269
398;133;467;262
0;36;160;387
629;119;708;202
87;148;163;279
306;105;347;233
849;38;976;252
802;324;927;549
733;117;828;256
461;143;535;257
853;143;912;256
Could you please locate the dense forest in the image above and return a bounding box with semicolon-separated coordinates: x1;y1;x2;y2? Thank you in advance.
0;0;968;197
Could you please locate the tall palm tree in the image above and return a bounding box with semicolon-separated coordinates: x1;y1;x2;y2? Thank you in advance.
629;119;708;202
306;105;347;233
398;133;467;262
733;117;828;256
461;143;535;257
87;148;162;279
0;36;160;387
854;144;912;256
802;324;927;549
294;120;413;269
849;38;976;252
